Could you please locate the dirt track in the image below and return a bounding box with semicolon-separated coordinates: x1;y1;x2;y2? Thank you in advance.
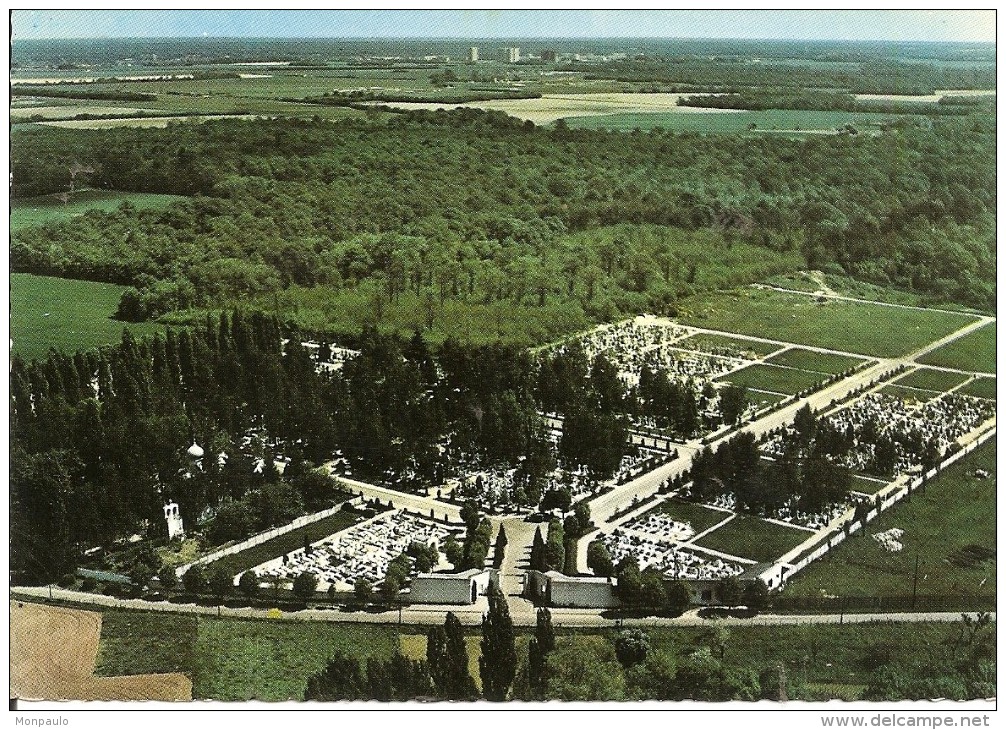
10;600;192;701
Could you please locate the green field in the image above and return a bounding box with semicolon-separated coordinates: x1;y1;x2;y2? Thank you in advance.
643;498;731;535
208;508;361;578
678;332;782;358
917;322;996;374
747;390;789;409
679;289;977;358
94;609;397;701
11;273;166;360
563;109;914;134
784;439;996;600
850;475;892;496
958;376;996;401
718;363;825;395
11;189;184;232
693;515;811;563
765;348;866;374
878;384;938;403
894;367;970;392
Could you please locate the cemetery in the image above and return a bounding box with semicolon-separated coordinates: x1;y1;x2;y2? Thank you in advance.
600;529;749;580
239;510;456;592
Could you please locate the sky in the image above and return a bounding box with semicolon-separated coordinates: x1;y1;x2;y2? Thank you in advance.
10;9;997;43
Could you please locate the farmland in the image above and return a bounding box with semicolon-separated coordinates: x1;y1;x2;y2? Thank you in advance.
564;108;913;134
917;322;996;373
678;289;977;358
11;189;184;231
94;609;398;701
784;439;996;601
10;273;166;360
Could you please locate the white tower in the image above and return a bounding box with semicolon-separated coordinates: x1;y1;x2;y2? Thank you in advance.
164;501;185;540
469;46;479;62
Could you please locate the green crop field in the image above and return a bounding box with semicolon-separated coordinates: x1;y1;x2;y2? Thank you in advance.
11;189;184;232
692;514;811;563
784;438;996;600
958;376;996;401
643;498;731;535
917;322;996;374
678;289;977;358
563;109;913;134
894;367;970;392
208;508;361;578
11;273;166;361
678;332;782;358
94;609;397;701
765;348;866;374
718;363;825;395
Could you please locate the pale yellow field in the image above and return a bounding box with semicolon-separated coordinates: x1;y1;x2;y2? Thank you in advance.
855;89;995;103
38;114;264;129
362;92;739;124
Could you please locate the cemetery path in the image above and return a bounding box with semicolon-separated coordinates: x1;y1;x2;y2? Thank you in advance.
492;516;539;619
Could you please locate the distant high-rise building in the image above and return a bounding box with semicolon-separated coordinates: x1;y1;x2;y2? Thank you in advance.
502;47;520;63
541;49;557;62
469;46;479;62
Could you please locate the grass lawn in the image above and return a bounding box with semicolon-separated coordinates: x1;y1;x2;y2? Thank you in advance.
917;322;996;374
11;273;167;361
644;498;731;535
11;189;184;232
849;475;892;496
718;363;825;395
878;384;939;403
958;376;996;401
399;632;531;693
693;515;811;563
895;367;970;392
783;439;996;600
208;507;361;578
678;332;783;358
678;289;977;358
765;348;866;374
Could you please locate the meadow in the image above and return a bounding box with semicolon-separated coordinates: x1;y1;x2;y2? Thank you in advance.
678;289;977;358
10;273;166;361
718;363;826;395
850;475;890;496
917;321;996;374
765;348;865;374
693;515;811;563
11;189;184;231
784;439;996;601
878;384;938;403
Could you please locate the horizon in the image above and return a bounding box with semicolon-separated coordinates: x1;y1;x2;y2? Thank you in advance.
12;10;996;43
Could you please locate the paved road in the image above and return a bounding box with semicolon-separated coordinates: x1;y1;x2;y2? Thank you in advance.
490;516;540;619
332;473;461;523
10;587;991;629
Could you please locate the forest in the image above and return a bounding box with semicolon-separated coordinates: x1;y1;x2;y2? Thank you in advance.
10;105;996;337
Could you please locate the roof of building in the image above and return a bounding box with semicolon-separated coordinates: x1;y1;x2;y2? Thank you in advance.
544;571;613;584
